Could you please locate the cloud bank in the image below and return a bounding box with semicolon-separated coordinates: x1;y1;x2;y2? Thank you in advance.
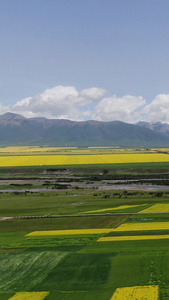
1;85;169;123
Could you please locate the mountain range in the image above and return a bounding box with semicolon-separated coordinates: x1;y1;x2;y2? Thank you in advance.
0;112;169;147
136;121;169;137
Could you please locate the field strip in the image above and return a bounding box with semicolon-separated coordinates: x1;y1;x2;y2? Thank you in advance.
141;204;169;213
112;221;169;231
0;146;77;153
110;285;158;300
26;229;113;236
98;235;169;242
83;204;145;214
26;222;169;236
0;153;169;166
8;291;49;300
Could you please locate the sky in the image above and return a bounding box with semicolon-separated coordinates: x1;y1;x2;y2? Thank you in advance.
1;0;169;123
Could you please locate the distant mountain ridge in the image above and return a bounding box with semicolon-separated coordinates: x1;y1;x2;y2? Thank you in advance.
0;112;169;147
136;121;169;137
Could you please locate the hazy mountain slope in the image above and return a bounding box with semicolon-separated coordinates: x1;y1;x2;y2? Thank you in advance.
137;121;169;137
0;113;169;147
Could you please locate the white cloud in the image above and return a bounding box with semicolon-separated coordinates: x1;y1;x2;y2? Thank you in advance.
142;94;169;123
6;85;106;120
79;87;106;104
12;86;80;119
92;95;146;123
1;85;169;123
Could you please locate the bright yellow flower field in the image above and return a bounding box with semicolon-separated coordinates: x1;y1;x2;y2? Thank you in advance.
141;204;169;213
98;235;169;242
26;229;113;236
8;292;49;300
113;222;169;232
84;204;144;214
0;152;169;166
27;221;169;237
110;285;158;300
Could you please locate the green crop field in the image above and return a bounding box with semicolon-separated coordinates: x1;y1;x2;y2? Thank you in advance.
0;193;169;299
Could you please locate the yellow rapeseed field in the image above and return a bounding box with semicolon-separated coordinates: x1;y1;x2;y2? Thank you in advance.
110;285;158;300
98;235;169;242
26;229;113;236
8;292;49;300
27;221;169;236
83;204;144;214
0;152;169;166
113;222;169;232
141;204;169;213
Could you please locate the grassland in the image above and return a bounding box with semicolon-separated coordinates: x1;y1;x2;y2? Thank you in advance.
1;147;169;299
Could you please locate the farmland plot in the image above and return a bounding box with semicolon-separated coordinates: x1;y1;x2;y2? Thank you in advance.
110;285;159;300
9;292;49;300
141;203;169;213
0;251;66;292
0;148;169;166
1;156;169;299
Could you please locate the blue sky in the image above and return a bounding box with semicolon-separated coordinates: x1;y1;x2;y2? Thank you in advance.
1;0;169;123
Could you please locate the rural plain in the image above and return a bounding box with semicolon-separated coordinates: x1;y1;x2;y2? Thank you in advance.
1;147;169;299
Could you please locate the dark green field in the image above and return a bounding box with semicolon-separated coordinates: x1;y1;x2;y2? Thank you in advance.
1;164;169;299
